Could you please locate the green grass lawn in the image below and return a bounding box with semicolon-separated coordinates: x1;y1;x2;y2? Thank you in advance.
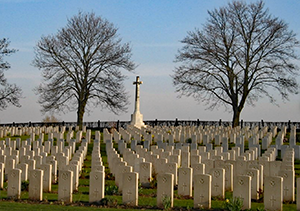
0;129;299;210
0;201;126;211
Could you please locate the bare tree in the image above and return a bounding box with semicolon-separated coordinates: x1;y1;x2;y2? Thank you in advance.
172;0;299;127
42;115;60;123
33;12;135;128
0;38;22;110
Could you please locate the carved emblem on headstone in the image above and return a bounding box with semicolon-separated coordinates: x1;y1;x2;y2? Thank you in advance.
199;178;205;184
214;170;220;178
32;172;37;178
62;172;68;180
142;164;147;171
246;171;254;177
162;177;167;183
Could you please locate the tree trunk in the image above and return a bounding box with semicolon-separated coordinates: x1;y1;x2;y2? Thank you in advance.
232;106;241;128
77;99;86;130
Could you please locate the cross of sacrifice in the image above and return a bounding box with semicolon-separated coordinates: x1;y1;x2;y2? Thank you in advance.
133;76;142;102
132;75;143;113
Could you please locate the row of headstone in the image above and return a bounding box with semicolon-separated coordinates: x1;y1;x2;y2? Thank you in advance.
107;138;296;210
111;124;293;154
0;125;88;138
89;139;105;202
0;125;88;140
0;126;93;203
121;124;298;160
0;124;298;210
104;124;298;210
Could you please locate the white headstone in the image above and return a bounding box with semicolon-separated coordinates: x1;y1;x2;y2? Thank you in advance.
58;170;73;203
122;172;139;206
278;170;295;202
264;176;283;211
16;163;28;182
0;163;4;189
209;168;225;199
29;169;43;201
140;162;152;188
40;164;52;192
157;173;174;208
7;168;22;199
194;174;211;209
244;168;259;200
178;167;193;197
89;170;105;203
297;177;300;210
233;175;251;210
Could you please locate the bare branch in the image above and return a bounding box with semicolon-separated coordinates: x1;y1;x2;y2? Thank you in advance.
0;38;23;110
172;0;299;126
33;12;135;126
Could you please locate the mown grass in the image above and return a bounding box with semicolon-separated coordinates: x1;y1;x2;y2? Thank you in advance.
0;201;125;211
0;129;299;210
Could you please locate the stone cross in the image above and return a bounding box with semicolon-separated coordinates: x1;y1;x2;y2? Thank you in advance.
270;195;276;207
283;186;289;196
214;183;219;192
199;194;204;202
133;76;142;113
182;183;187;191
130;76;145;128
11;185;16;195
126;190;132;200
94;188;99;197
63;188;68;196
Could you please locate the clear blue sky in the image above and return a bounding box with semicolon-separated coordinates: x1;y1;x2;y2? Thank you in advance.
0;0;299;123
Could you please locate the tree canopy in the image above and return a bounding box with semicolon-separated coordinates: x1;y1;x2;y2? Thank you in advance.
0;38;23;110
33;12;135;127
172;0;299;126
